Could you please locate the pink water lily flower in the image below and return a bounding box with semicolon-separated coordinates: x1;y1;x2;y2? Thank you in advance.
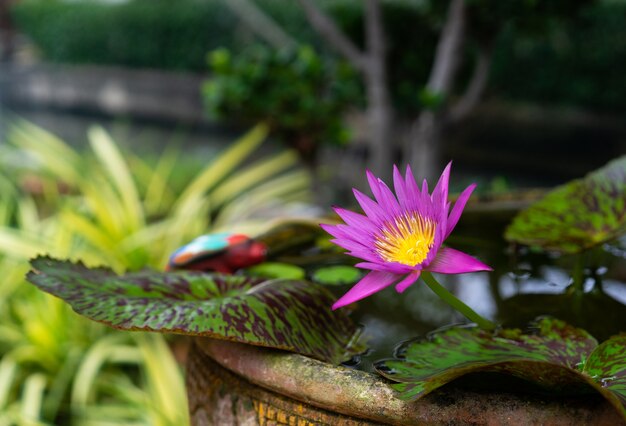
321;163;492;310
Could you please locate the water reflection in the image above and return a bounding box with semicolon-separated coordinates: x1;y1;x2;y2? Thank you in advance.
350;225;626;370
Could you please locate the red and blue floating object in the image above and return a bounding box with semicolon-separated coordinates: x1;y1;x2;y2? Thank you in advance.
167;232;267;273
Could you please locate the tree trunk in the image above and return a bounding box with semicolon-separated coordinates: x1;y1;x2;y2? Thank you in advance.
449;42;492;124
408;111;441;181
365;78;394;180
406;0;466;180
298;0;394;180
363;0;394;180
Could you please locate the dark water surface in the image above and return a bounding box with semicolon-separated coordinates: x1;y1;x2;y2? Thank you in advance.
344;211;626;371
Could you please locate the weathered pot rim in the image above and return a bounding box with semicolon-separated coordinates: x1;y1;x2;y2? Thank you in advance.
196;338;622;425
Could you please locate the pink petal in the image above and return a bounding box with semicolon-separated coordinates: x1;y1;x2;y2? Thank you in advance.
404;165;421;211
321;224;362;242
425;247;492;274
395;270;421;293
366;170;401;217
366;170;384;202
332;271;398;310
342;246;376;259
355;261;413;274
445;183;476;238
405;165;416;188
375;181;402;218
333;207;378;234
423;223;446;266
432;162;451;207
421;179;429;196
320;223;344;239
420;179;434;216
393;165;409;210
353;189;387;224
342;245;384;263
330;240;376;257
355;261;390;272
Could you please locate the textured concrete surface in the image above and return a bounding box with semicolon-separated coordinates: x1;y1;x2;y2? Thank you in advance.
189;339;624;425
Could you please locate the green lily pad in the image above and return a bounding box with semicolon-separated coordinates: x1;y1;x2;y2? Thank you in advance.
375;317;626;420
246;262;306;280
311;265;362;286
583;334;626;411
27;256;364;364
496;291;626;342
505;156;626;254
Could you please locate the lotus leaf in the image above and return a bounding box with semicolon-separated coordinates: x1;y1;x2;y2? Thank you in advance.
505;156;626;254
27;256;364;364
375;317;626;420
246;262;306;279
311;265;362;286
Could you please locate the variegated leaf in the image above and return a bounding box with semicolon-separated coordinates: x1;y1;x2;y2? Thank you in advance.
505;156;626;254
27;256;364;364
375;317;626;420
582;334;626;416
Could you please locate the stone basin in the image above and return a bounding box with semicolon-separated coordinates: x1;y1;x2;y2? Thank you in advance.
186;338;622;425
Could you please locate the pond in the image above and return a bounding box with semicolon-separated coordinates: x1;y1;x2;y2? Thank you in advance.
345;208;626;371
251;204;626;372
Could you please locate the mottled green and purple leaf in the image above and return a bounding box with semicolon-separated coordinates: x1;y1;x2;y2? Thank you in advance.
375;318;626;420
582;334;626;415
505;156;626;254
27;256;365;364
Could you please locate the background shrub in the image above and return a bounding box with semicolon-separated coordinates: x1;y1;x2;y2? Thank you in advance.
12;0;626;112
203;44;361;161
11;0;238;70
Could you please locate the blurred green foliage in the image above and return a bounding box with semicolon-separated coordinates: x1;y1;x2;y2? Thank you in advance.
204;45;361;156
12;0;626;113
11;0;238;70
491;1;626;111
0;120;311;424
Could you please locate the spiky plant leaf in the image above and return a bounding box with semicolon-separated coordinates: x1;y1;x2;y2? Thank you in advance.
2;119;311;423
27;257;363;364
505;156;626;254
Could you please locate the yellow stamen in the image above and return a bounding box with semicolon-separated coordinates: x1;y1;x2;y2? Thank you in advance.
375;212;436;266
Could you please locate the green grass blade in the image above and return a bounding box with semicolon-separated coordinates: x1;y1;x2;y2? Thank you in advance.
88;126;145;230
213;170;311;227
71;334;142;408
80;176;131;239
209;150;299;209
0;355;19;409
9;119;81;182
173;123;268;215
134;148;179;216
0;228;55;260
20;373;48;425
134;334;189;426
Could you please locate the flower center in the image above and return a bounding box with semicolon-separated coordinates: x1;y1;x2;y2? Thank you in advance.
374;212;436;266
